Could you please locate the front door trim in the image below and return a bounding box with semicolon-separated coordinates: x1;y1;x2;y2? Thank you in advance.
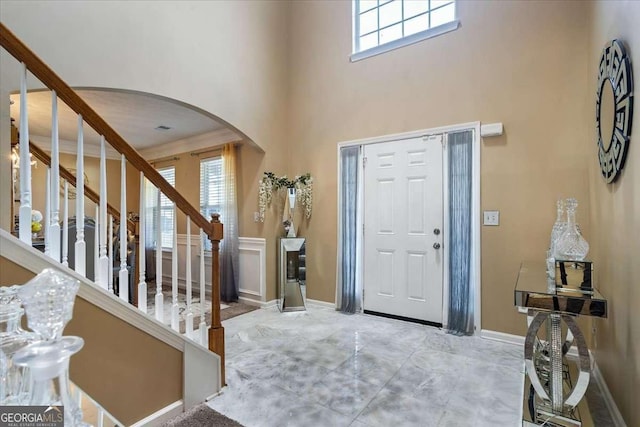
336;121;481;334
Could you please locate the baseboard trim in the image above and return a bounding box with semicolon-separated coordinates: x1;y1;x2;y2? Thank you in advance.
592;360;627;427
130;400;183;427
239;297;276;309
238;295;268;308
480;329;524;346
246;298;336;310
306;298;336;309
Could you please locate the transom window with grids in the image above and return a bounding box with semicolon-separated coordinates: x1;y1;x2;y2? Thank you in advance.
145;166;175;249
200;156;223;249
353;0;458;61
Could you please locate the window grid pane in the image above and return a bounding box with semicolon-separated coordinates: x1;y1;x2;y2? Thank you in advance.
144;166;175;250
354;0;456;53
379;0;402;28
200;156;224;251
158;167;175;249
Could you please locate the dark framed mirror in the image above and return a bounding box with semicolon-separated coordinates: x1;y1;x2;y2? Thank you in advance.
595;39;634;183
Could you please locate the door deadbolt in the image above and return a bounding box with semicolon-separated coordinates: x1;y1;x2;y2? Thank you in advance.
433;228;441;235
433;243;441;250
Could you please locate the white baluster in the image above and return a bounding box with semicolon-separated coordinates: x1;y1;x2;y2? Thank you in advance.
97;409;104;427
108;215;113;292
94;205;99;282
171;206;179;331
97;136;109;289
18;63;32;245
138;172;147;313
199;229;208;347
75;115;86;276
44;167;50;257
119;154;129;303
62;181;69;267
49;91;60;262
185;217;193;339
155;187;163;322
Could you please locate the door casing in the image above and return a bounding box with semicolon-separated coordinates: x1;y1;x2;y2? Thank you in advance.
336;122;481;334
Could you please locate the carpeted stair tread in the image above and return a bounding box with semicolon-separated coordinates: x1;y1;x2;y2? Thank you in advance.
161;404;243;427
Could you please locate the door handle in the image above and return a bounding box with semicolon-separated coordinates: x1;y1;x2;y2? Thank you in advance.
433;228;440;235
433;243;441;250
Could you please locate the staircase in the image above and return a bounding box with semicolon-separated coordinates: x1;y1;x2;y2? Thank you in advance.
0;22;226;424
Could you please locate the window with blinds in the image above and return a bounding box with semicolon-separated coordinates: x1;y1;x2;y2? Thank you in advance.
200;157;223;235
145;166;175;249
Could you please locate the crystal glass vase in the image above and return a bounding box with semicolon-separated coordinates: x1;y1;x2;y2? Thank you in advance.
17;268;79;341
14;337;88;426
555;198;590;261
0;286;37;405
12;268;89;426
549;199;566;257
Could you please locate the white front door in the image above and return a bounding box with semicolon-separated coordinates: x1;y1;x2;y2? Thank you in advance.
363;135;444;323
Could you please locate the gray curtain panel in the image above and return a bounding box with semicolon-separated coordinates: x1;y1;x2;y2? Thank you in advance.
447;130;474;335
339;146;359;313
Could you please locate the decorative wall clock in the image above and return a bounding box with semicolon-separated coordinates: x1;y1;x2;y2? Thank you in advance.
596;39;634;183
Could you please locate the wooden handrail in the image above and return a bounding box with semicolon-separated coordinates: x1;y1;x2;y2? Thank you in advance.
0;22;213;238
27;141;136;232
1;21;225;384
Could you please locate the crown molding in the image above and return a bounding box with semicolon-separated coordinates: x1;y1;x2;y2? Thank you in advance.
28;127;241;162
138;128;241;161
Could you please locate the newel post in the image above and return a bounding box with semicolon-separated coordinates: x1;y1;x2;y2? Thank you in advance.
208;213;225;386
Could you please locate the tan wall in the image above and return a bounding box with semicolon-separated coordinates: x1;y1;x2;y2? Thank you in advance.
288;0;591;334
587;2;640;425
0;257;183;425
0;1;288;153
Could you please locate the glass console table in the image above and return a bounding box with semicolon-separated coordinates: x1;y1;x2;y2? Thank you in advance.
514;261;607;427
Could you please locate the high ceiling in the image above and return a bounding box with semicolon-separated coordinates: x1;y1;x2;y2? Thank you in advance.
10;89;231;150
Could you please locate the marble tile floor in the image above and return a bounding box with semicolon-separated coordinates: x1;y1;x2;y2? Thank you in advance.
208;306;610;427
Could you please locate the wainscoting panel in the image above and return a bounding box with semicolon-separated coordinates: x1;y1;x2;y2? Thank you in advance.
237;237;266;303
161;235;265;303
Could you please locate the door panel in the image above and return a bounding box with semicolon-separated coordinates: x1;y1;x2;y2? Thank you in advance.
377;250;395;296
363;135;443;323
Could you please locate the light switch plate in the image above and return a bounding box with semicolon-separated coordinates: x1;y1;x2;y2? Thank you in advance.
253;212;260;222
483;210;500;226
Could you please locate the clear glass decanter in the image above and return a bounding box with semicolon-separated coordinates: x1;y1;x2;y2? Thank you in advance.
0;286;37;405
549;199;566;257
555;198;590;261
12;269;90;427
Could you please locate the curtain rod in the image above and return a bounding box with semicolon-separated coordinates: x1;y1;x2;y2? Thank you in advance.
190;140;242;157
190;148;221;157
150;156;179;165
